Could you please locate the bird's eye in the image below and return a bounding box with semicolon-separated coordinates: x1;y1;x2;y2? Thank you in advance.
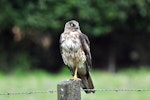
70;23;75;27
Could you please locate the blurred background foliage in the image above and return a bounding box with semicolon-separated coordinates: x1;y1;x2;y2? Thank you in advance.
0;0;150;73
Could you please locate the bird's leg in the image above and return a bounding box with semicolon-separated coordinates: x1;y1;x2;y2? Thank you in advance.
70;66;81;81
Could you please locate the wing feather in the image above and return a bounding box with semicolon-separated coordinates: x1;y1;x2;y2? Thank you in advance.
79;33;92;70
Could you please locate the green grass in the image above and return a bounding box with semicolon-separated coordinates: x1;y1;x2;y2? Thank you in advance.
0;68;150;100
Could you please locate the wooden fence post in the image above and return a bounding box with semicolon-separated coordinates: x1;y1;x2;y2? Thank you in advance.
57;80;81;100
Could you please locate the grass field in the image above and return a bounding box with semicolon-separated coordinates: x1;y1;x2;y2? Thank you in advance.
0;68;150;100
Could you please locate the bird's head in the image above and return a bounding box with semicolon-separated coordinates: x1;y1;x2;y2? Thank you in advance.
64;20;80;32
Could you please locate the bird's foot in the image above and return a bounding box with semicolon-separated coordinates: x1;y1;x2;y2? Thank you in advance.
70;76;81;81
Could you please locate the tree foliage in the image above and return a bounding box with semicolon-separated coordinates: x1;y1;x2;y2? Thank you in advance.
1;0;150;34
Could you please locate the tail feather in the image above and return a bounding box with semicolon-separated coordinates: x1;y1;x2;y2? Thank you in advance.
80;72;95;93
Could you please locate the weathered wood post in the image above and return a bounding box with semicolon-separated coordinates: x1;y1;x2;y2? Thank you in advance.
57;80;81;100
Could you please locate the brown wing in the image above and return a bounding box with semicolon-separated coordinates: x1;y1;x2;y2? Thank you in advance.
79;33;95;93
79;33;92;70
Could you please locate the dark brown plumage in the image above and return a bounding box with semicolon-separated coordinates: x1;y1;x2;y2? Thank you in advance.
60;20;95;93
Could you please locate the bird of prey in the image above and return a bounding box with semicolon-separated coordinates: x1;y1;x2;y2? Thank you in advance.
60;20;95;93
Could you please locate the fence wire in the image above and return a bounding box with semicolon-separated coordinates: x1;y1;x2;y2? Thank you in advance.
83;89;150;92
0;90;57;95
0;89;150;96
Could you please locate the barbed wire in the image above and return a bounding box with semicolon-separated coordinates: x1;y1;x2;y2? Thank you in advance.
82;89;150;92
0;90;57;96
0;88;150;96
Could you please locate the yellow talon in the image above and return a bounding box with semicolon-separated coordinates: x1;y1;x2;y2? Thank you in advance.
70;76;81;81
70;66;81;81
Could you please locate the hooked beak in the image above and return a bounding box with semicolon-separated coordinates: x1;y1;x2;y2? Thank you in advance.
74;26;79;29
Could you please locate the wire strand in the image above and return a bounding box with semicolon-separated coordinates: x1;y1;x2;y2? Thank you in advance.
0;90;57;95
0;89;150;96
82;89;150;92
